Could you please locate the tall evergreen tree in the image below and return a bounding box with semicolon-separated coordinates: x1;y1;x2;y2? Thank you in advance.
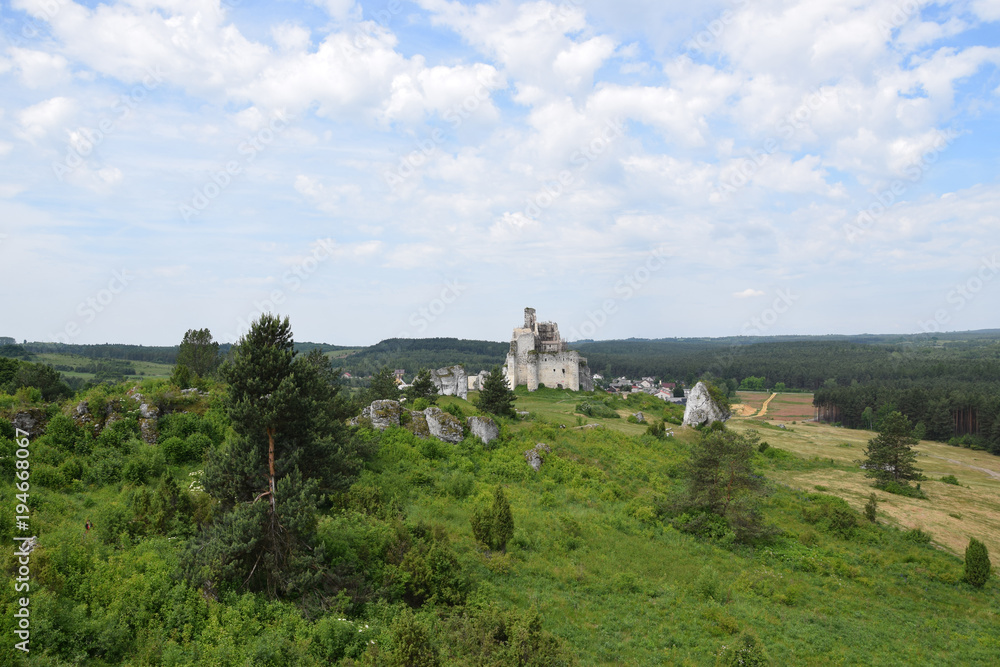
406;368;438;404
366;366;401;403
862;410;921;486
176;328;221;378
477;366;517;418
189;314;364;602
965;537;992;588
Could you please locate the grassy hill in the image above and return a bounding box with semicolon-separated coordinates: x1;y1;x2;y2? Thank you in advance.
3;381;999;665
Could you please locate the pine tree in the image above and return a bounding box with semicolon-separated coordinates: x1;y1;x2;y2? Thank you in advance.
406;368;438;404
862;411;921;486
965;537;992;588
189;314;364;601
477;366;517;418
366;366;400;403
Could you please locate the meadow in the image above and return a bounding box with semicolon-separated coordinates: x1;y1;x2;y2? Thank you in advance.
2;382;998;665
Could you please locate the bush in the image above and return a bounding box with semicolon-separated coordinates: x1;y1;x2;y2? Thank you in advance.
965;537;991;588
864;493;878;522
940;475;960;485
184;432;212;461
161;436;187;464
470;486;514;552
716;631;769;666
576;401;619;419
876;480;927;499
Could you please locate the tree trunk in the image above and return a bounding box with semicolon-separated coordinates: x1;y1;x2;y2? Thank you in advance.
267;426;276;513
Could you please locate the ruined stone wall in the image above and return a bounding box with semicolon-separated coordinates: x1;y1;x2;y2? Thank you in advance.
504;308;592;392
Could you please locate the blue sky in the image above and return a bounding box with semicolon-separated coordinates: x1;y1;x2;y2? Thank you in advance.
1;0;998;345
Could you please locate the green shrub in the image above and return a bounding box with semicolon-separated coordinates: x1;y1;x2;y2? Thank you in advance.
471;486;514;552
184;432;212;461
940;475;960;485
161;436;187;464
864;493;878;522
965;537;991;588
575;401;619;419
877;480;927;498
903;528;932;544
716;631;770;666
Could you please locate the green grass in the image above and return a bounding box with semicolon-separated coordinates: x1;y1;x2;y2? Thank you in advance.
5;385;1000;665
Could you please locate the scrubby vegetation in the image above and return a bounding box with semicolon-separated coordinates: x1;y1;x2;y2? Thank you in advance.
2;323;999;665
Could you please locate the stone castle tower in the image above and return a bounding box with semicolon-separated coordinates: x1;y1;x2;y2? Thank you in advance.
504;307;593;392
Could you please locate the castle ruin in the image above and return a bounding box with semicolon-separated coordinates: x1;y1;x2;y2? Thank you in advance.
504;308;593;392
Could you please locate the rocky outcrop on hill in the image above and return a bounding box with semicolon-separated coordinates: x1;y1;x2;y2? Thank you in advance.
524;442;551;471
466;416;499;446
351;400;403;430
431;365;468;400
12;409;46;437
424;407;465;443
406;410;430;438
682;381;730;427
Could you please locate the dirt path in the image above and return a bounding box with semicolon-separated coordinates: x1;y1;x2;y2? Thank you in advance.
756;393;778;418
926;455;1000;481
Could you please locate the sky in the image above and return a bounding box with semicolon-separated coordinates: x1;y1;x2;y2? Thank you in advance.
1;0;998;346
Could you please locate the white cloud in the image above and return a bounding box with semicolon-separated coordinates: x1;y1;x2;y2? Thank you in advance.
734;288;765;298
17;96;77;142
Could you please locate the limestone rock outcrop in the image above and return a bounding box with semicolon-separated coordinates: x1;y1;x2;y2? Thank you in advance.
682;382;730;427
12;409;45;437
406;410;430;438
424;407;465;443
431;366;468;400
524;442;551;471
466;416;499;446
354;400;403;430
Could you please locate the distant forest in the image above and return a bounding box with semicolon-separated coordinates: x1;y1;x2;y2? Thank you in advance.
6;330;1000;452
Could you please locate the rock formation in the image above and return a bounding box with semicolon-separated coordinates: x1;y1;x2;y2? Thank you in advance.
353;399;403;430
431;365;468;400
424;407;465;443
466;416;499;445
504;307;593;392
524;442;551;471
682;382;730;427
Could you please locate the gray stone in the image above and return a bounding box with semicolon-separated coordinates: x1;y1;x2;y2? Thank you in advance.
12;410;45;437
524;442;551;471
431;365;468;400
406;410;430;438
424;406;464;443
466;415;500;445
682;381;730;427
140;403;159;420
632;412;645;423
356;400;403;430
